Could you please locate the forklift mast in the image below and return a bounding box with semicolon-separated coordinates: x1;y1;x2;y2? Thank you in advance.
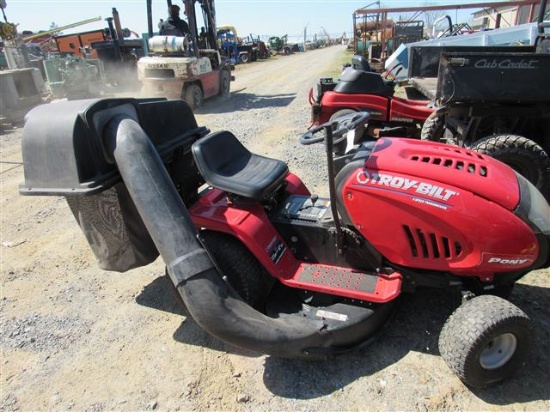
146;0;218;58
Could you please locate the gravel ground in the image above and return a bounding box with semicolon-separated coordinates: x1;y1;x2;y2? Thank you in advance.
1;45;549;411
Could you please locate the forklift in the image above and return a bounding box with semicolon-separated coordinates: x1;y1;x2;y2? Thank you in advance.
137;0;232;109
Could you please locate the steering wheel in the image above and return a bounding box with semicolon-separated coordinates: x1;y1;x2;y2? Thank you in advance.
300;112;369;146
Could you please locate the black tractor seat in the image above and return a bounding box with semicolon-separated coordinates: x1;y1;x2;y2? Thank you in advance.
192;131;289;200
334;68;395;97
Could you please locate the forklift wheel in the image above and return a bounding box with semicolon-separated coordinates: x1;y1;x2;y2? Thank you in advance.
185;84;204;110
199;231;273;310
438;295;533;388
470;134;550;202
219;70;231;97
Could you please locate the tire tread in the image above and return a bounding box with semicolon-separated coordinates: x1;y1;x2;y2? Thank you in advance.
439;295;533;388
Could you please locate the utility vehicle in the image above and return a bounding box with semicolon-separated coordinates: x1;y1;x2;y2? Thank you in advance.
415;0;550;200
137;0;232;109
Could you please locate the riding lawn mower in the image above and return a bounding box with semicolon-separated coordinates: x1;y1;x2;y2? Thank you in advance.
20;98;550;388
309;55;434;139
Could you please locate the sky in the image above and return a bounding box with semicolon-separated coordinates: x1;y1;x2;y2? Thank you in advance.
4;0;489;42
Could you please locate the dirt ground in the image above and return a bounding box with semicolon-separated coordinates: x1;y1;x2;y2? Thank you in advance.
1;46;549;411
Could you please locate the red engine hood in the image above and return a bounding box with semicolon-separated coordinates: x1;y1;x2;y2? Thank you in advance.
366;138;520;211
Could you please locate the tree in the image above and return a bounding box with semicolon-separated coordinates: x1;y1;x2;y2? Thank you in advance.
422;3;446;37
49;22;62;36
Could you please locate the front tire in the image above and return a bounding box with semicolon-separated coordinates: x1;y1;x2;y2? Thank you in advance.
420;111;446;142
219;69;231;98
184;83;203;110
470;134;550;201
439;295;534;388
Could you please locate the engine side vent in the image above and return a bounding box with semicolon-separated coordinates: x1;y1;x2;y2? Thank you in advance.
409;154;488;177
403;225;462;260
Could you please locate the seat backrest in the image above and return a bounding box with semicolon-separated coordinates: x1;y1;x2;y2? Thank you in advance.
192;131;289;200
334;68;394;97
192;130;251;179
351;54;373;72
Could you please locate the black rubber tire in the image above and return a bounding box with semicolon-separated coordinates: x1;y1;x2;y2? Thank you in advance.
439;295;534;388
239;53;250;63
199;231;273;310
420;111;446;142
470;134;550;202
329;109;358;122
184;83;203;110
219;69;231;97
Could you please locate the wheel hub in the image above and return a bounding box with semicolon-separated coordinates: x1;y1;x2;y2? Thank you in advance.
479;332;517;370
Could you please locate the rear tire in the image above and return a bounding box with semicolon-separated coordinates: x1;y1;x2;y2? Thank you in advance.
470;134;550;201
184;83;203;110
329;109;358;122
199;231;273;310
439;295;533;388
239;53;250;63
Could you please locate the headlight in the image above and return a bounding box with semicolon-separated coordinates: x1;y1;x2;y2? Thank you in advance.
515;172;550;235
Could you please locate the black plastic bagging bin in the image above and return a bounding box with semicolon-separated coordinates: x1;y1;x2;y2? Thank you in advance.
436;52;550;104
19;98;208;272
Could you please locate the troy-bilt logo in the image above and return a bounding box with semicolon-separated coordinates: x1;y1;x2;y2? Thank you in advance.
487;257;532;265
474;59;538;70
356;171;458;201
266;237;286;264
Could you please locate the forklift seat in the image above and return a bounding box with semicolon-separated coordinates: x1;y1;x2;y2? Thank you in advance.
192;131;289;200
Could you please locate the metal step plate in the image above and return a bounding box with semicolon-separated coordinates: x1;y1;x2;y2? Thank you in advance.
282;263;402;303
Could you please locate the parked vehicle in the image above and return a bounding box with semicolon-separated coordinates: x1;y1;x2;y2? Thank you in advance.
244;34;269;60
20;98;550;389
137;0;232;109
309;55;434;139
217;25;252;65
268;35;299;54
417;2;550;200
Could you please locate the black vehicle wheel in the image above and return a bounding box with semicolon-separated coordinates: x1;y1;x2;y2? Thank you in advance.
199;231;273;310
240;53;250;63
470;134;550;201
219;70;231;97
439;295;533;388
420;111;446;142
329;109;358;122
184;83;203;110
